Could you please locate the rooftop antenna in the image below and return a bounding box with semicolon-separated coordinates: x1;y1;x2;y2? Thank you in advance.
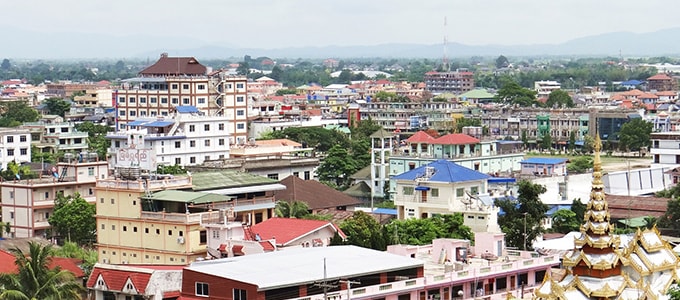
443;16;450;72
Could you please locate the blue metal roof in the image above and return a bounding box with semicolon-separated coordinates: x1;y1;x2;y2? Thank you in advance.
620;80;643;86
488;177;516;183
520;158;567;165
392;159;489;183
176;106;200;114
127;120;151;126
142;120;175;127
373;208;397;215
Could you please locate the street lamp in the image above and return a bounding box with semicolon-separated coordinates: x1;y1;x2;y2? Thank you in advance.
523;212;528;251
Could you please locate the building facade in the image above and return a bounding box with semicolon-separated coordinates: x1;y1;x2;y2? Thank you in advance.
115;53;249;145
650;131;680;166
0;128;31;170
424;70;475;94
22;119;89;154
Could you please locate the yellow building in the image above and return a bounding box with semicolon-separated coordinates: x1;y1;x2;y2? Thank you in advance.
95;170;284;265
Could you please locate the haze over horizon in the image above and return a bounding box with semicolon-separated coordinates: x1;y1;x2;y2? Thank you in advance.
3;0;680;49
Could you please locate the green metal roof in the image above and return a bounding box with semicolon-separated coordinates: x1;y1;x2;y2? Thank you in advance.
325;124;351;134
343;181;371;198
459;89;496;99
143;190;232;204
191;170;279;192
369;128;394;139
617;216;650;228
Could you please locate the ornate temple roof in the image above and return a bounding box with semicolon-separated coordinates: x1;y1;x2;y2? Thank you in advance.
533;134;680;300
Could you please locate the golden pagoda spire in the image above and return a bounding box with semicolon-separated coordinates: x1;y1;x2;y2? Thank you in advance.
591;133;603;189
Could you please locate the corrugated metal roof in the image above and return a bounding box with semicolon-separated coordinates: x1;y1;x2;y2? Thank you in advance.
175;106;199;114
186;245;423;290
143;190;231;204
191;170;279;192
520;158;568;165
392;159;489;183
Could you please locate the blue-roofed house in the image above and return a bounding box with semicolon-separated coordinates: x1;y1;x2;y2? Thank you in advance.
519;157;567;176
392;160;502;233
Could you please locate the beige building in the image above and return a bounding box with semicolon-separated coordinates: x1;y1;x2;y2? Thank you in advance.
1;157;108;238
73;89;113;107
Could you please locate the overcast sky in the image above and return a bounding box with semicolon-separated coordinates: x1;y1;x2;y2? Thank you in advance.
3;0;680;49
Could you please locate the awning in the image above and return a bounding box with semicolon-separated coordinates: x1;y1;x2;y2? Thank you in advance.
488;177;516;184
478;195;494;206
232;245;244;256
206;183;286;195
176;106;200;114
373;208;398;215
218;244;228;252
142;120;175;127
127;120;151;126
415;186;430;191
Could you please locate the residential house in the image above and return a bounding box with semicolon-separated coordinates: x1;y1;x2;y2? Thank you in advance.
21;119;89;154
0;128;31;170
518;158;567;177
87;263;183;300
73;89;114;107
650;131;680;166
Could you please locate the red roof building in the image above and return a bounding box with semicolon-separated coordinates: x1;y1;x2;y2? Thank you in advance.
406;131;437;144
0;249;84;278
432;133;480;145
139;53;207;76
648;73;677;92
87;264;184;300
251;217;345;247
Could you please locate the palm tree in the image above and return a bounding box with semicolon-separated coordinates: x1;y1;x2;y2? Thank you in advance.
0;241;84;300
274;201;310;219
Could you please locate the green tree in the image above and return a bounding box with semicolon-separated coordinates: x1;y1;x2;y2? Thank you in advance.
274;201;310;219
618;118;653;154
568;131;576;151
1;58;10;70
43;97;71;118
265;126;350;152
669;284;680;300
582;134;595;154
0;241;84;300
521;130;528;148
269;65;283;81
1;160;35;181
495;180;549;250
496;79;538;107
454;117;481;133
540;132;552;150
75;122;113;160
156;164;186;175
0;101;39;127
545;90;574;108
551;209;580;233
350;118;382;140
570;198;586;222
659;197;680;234
48;192;96;244
51;241;98;278
236;62;249;75
340;211;386;250
567;156;593;174
317;145;356;189
274;88;297;96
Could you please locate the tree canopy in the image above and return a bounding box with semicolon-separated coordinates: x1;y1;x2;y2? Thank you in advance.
618;118;653;153
545;89;574;108
0;101;39;127
74;122;112;160
495;180;549;250
48;192;96;244
339;211;387;250
43;97;71;118
385;214;472;245
496;79;539;107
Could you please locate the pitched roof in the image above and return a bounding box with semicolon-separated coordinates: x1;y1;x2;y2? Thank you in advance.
648;73;673;81
369;128;395;139
392;159;490;183
278;176;362;209
251;217;345;246
86;264;184;294
343;181;371;198
406;131;436;143
432;133;480;145
143;190;232;204
459;89;496;99
139;54;207;76
191;170;279;191
0;249;84;277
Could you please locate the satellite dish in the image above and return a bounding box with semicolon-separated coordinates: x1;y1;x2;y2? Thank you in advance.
207;247;221;259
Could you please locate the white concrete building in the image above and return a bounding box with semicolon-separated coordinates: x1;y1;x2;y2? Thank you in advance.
534;80;561;98
0;128;31;170
651;131;680;167
107;106;230;167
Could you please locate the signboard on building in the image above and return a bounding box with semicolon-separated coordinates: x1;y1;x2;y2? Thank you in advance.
116;147;157;171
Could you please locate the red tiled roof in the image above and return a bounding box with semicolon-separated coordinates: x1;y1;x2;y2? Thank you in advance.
259;241;276;251
432;133;480;145
606;194;669;219
251;218;343;246
638;93;658;99
139;54;207;76
278;176;362;210
656;91;677;96
406;131;436;143
86;267;152;294
0;250;83;277
648;73;673;81
622;89;644;96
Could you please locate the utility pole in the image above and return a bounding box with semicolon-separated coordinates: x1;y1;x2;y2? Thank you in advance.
314;258;337;299
339;279;360;300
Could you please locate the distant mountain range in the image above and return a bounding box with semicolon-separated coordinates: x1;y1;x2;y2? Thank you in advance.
4;27;680;60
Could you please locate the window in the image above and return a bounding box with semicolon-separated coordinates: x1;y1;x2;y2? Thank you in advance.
198;97;206;104
204;140;210;147
218;123;225;130
236;83;244;89
236;110;245;116
471;186;479;195
45;192;50;199
175;158;181;165
119;96;126;103
196;283;209;297
129;97;136;103
119;110;126;116
267;173;279;180
204;124;210;131
133;227;138;232
156;229;160;235
456;188;464;197
19;148;27;155
171;84;178;89
9;211;13;219
190;157;196;164
233;289;247;300
175;141;181;148
140;111;147;116
236;96;245;103
182;84;189;90
150;97;157;103
19;135;26;142
199;230;207;244
168;230;173;236
293;171;299;177
129;111;136;116
111;198;115;204
190;140;196;147
100;197;104;203
218;139;225;146
145;228;149;234
431;188;439;197
112;225;115;230
403;186;414;195
139;97;146;103
236;123;245;130
189;125;195;132
123;226;127;232
161;97;168;104
101;224;105;230
9;191;14;199
6;136;13;143
198;84;206;90
204;155;210;161
88;167;95;176
304;171;310;180
115;141;121;147
179;231;184;236
171;97;178;104
182;98;190;105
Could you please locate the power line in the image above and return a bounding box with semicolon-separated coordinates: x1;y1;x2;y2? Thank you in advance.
313;258;337;299
339;279;360;300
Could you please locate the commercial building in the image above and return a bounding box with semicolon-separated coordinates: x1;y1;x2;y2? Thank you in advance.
22;119;89;154
424;69;475;94
115;53;249;144
534;80;561;98
107;105;231;167
1;154;108;238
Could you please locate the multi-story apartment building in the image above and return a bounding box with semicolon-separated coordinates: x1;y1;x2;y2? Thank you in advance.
107;106;231;167
95;168;283;265
22;120;89;154
647;73;676;92
46;82;101;98
534;80;561;98
115;53;249;144
1;155;108;238
73;89;113;107
0;128;32;170
650;131;680;166
424;69;475;94
348;101;462;132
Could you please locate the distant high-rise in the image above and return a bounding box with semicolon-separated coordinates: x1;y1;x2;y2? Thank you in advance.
424;69;474;94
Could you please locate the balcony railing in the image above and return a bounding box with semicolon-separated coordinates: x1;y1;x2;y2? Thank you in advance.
96;177;192;191
140;211;203;223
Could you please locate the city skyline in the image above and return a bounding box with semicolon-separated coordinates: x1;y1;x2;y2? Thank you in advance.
3;0;680;49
